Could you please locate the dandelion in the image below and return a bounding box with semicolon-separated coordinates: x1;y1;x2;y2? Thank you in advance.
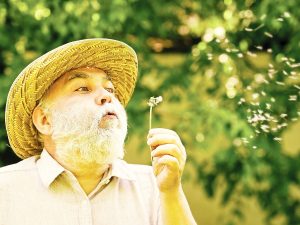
147;96;163;129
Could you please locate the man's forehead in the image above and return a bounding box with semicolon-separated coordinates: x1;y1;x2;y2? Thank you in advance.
65;67;110;81
49;68;112;88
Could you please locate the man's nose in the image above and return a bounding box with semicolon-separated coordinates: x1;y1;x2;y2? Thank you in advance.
95;89;112;105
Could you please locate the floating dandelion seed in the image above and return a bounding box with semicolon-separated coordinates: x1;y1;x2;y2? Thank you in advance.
207;53;213;60
238;98;246;105
255;45;263;50
290;63;300;68
283;12;291;18
264;32;274;38
247;51;257;57
231;48;239;52
274;137;282;142
261;125;270;132
275;81;285;86
294;85;300;90
267;48;273;53
254;24;265;31
241;138;249;144
245;28;253;32
283;70;288;76
147;96;163;129
277;17;284;22
280;114;288;118
265;103;272;110
289;95;297;101
252;93;259;100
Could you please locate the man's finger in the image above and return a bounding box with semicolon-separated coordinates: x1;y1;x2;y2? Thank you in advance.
151;144;182;161
147;128;178;139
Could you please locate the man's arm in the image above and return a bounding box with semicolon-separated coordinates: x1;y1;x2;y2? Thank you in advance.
147;128;197;225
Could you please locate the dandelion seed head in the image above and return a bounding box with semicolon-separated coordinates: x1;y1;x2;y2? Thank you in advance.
148;96;163;107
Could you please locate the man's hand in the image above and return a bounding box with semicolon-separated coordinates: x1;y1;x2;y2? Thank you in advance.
147;128;187;193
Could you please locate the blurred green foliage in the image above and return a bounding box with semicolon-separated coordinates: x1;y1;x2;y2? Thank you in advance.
0;0;299;224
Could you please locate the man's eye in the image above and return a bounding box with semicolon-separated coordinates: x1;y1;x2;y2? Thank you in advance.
105;88;115;93
75;87;90;92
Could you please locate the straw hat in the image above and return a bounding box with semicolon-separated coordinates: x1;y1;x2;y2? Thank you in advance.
5;38;138;159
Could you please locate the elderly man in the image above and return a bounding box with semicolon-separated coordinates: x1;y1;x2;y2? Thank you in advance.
0;39;196;225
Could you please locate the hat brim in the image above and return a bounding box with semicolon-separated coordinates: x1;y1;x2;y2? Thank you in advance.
5;38;138;159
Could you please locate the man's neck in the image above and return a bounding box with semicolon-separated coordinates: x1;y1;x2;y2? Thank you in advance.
74;164;109;195
63;161;110;195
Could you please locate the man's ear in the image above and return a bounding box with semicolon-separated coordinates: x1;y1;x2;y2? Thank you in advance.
32;106;52;136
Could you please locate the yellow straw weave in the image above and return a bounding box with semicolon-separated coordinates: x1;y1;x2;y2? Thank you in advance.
5;38;138;159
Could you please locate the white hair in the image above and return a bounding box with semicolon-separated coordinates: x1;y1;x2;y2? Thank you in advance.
49;100;127;166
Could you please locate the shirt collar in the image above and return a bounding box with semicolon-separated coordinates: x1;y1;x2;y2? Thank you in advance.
36;149;65;188
36;149;136;188
110;159;136;181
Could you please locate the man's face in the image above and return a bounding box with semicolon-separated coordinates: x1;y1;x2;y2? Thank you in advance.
41;67;127;166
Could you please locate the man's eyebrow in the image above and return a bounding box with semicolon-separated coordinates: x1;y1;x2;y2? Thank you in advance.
67;72;90;82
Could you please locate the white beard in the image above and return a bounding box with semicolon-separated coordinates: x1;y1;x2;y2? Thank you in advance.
49;101;127;166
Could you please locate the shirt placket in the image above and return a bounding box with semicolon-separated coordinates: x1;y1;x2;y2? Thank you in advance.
65;172;94;225
79;197;93;225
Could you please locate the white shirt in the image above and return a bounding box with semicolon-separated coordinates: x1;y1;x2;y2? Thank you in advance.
0;150;162;225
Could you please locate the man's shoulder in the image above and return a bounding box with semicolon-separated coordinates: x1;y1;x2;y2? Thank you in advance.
121;161;156;183
126;163;153;174
0;155;39;181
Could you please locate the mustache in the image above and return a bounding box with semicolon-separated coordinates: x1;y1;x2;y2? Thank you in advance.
99;104;119;119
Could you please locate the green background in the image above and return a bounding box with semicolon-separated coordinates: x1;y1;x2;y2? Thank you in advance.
0;1;299;224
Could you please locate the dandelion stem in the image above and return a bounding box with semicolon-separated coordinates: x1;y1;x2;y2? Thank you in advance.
149;106;153;130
